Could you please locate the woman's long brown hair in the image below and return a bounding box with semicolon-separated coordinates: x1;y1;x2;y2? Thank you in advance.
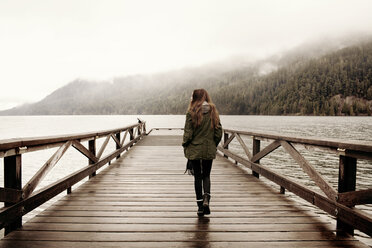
187;89;219;128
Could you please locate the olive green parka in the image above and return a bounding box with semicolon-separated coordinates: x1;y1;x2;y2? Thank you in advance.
182;107;222;160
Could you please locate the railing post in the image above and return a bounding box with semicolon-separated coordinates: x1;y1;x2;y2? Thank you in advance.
223;132;229;158
252;137;260;178
116;132;121;159
337;155;356;236
89;138;96;179
130;128;134;147
4;154;22;235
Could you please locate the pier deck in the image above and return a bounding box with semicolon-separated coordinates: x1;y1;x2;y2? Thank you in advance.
0;131;369;247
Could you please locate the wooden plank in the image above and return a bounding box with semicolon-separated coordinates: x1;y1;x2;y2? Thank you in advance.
235;133;252;160
217;145;372;237
223;133;235;149
37;211;314;218
0;135;142;229
0;133;369;248
337;155;357;236
0;188;22;203
21;223;334;232
338;189;372;206
0;241;369;248
115;132;121;159
252;138;260;178
111;133;121;148
120;129;129;146
3;154;22;235
251;140;281;163
223;128;372;154
2;231;356;241
88;139;97;178
0;123;140;153
22;141;72;199
280;140;338;201
96;134;111;159
45;205;310;212
72;140;98;163
29;216;329;224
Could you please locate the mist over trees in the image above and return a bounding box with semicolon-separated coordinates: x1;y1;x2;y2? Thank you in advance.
1;39;372;116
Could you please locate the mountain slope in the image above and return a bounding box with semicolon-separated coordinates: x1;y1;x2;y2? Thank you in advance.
1;39;372;116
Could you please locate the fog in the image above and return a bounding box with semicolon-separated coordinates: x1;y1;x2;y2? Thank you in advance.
0;0;372;110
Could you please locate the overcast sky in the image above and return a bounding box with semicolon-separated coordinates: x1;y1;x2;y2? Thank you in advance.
0;0;372;110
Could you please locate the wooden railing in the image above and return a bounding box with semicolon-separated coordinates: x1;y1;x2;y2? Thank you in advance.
218;129;372;237
0;119;146;235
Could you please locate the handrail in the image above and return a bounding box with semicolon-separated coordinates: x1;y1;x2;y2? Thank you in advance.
218;128;372;238
223;128;372;154
0;123;142;157
0;120;146;235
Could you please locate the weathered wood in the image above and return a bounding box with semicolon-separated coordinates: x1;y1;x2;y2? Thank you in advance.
338;189;372;206
120;129;129;146
72;140;98;163
223;128;372;155
29;216;328;224
280;186;285;194
3;155;22;235
235;133;252;160
0;188;22;203
1;230;353;242
129;128;134;147
22;141;72;199
96;134;111;159
251;140;281;163
252;138;260;178
337;155;357;236
0;135;142;230
115;132;121;159
22;222;334;232
0;240;368;248
217;145;372;237
223;133;235;149
280;140;338;201
0;128;370;248
0;123;140;154
223;132;229;158
111;133;121;148
129;128;134;140
88;139;97;178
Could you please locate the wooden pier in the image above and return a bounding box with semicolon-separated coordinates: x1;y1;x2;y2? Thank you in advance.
0;123;371;247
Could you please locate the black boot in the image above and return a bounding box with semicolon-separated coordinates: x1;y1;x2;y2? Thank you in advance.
197;200;204;217
203;193;211;215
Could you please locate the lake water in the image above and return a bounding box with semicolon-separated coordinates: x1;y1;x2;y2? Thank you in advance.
0;115;371;244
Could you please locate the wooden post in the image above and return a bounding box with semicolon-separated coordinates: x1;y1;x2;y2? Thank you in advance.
130;128;134;147
224;132;229;158
4;154;22;235
337;155;356;236
252;138;260;178
143;123;146;134
116;132;121;159
89;139;96;179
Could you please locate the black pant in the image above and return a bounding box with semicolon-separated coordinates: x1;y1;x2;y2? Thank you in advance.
190;159;213;200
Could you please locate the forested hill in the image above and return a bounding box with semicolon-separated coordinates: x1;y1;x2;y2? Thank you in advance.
1;40;372;116
212;41;372;115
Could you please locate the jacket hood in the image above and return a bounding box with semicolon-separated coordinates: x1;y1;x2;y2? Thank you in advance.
202;101;210;114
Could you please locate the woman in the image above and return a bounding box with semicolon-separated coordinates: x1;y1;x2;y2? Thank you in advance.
182;89;222;216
